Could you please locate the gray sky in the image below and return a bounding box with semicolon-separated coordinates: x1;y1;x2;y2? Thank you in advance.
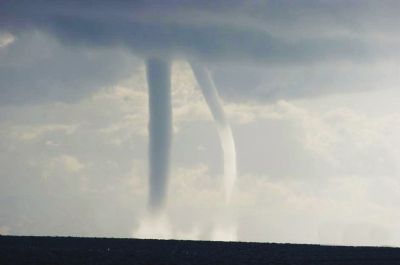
1;1;400;246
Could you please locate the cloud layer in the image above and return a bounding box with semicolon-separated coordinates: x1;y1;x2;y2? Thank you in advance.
2;1;400;104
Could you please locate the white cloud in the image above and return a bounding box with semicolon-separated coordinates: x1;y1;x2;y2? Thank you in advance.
0;32;15;48
9;124;77;141
52;155;85;173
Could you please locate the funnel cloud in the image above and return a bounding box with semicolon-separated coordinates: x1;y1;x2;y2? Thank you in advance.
191;62;237;202
146;58;172;211
146;60;237;209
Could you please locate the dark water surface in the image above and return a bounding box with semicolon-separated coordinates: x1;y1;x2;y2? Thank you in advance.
1;235;400;264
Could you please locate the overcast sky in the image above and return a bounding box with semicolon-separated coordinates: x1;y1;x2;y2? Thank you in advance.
1;1;400;246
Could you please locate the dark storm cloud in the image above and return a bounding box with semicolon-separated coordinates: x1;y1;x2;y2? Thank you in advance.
0;0;376;63
1;0;399;103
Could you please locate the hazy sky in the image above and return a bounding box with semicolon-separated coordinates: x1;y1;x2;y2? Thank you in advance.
1;1;400;246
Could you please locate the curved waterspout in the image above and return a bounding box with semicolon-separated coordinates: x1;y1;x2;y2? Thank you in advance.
190;62;237;203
